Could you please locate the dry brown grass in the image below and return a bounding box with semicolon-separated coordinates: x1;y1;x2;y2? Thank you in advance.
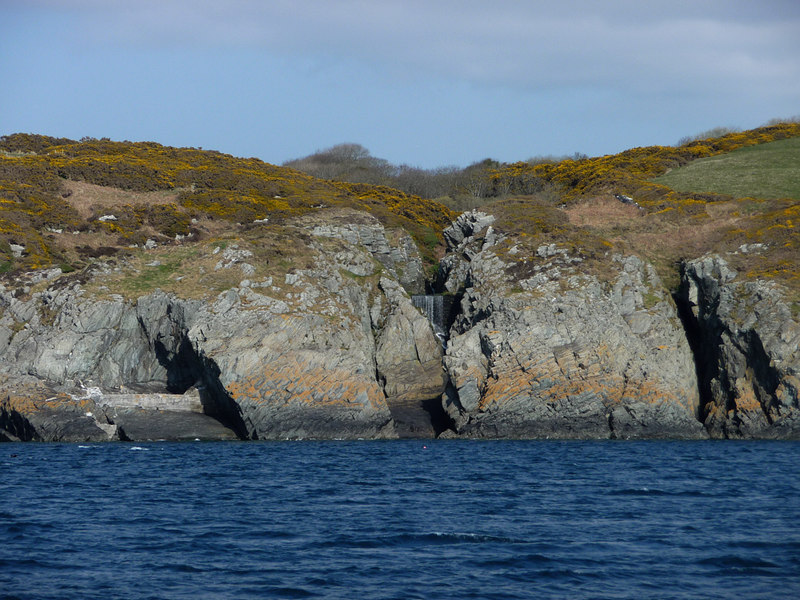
63;180;181;219
565;195;644;228
560;193;796;291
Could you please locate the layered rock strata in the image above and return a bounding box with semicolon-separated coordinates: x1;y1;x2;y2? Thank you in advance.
439;211;706;439
679;256;800;438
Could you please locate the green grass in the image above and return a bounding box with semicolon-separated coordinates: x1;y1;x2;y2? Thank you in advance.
653;137;800;200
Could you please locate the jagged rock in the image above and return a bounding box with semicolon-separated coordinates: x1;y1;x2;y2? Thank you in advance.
304;208;426;293
440;234;705;439
0;210;444;441
374;278;447;437
443;210;496;250
438;210;499;294
679;255;800;439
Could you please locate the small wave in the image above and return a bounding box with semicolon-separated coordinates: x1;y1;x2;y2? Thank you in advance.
129;446;147;451
256;586;317;598
422;531;521;544
698;554;780;570
0;557;48;568
535;568;604;581
170;563;206;573
322;531;523;549
728;539;800;552
480;553;554;568
608;487;668;496
607;487;710;497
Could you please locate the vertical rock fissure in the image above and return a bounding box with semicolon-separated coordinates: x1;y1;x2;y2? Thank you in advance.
672;290;714;426
411;290;464;437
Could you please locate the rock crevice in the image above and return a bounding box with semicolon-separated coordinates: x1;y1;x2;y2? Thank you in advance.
2;209;799;441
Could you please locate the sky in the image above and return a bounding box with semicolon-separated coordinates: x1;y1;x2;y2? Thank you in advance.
1;0;799;169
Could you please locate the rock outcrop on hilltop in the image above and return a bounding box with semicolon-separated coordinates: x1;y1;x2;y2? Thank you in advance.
438;211;706;439
679;256;800;439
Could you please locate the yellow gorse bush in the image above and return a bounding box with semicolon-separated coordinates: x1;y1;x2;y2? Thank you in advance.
490;122;800;203
0;135;455;271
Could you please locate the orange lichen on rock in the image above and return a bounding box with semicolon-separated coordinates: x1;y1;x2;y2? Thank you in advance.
225;357;386;411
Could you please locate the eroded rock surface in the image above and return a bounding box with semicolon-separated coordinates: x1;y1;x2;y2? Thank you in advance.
3;207;798;442
0;209;443;441
439;212;706;439
679;255;800;439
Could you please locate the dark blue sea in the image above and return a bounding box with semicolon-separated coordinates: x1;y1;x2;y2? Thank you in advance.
2;440;799;600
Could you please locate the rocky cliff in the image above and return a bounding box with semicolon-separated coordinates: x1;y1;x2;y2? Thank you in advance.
0;209;446;441
678;255;800;438
2;207;799;441
438;211;706;439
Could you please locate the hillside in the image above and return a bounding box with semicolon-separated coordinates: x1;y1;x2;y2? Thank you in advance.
485;122;800;294
0;135;454;278
652;136;800;200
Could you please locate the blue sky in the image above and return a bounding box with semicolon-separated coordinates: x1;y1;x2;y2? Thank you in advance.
2;1;799;168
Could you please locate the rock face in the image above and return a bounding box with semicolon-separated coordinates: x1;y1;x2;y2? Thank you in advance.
438;211;706;439
2;207;799;441
679;256;800;439
374;278;448;436
0;209;445;441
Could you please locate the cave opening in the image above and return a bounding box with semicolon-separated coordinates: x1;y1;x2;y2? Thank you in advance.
152;338;249;439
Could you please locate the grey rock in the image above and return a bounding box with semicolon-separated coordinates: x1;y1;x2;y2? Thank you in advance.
306;208;426;293
440;236;705;439
374;278;447;437
680;255;800;438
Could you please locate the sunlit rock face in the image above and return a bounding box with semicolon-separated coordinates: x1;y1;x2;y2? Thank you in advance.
679;255;800;439
438;211;706;440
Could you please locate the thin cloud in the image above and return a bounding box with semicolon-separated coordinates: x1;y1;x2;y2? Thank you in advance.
14;0;800;95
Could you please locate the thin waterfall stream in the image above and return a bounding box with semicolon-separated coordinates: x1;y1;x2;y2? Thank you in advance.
411;294;454;344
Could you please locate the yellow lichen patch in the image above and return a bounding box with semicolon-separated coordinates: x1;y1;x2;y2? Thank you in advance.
478;352;695;414
732;380;763;412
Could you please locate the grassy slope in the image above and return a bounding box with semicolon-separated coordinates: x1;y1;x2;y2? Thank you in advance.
652;137;800;200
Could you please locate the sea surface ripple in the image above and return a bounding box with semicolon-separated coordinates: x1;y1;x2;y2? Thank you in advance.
2;440;799;599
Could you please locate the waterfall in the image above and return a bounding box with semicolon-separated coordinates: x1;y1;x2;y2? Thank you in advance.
411;294;453;340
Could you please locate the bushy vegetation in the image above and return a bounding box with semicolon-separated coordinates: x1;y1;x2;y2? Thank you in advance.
0;135;454;272
284;144;551;209
2;121;799;295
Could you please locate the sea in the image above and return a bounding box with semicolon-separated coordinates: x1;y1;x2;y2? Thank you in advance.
2;440;799;600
